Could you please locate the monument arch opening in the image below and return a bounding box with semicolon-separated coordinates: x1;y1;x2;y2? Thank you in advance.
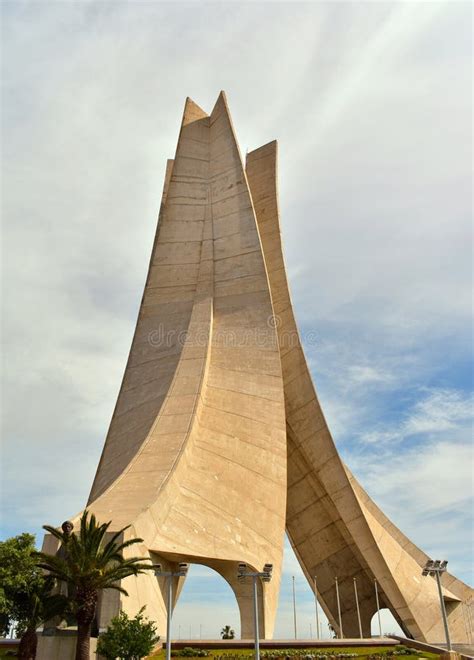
169;564;241;640
371;609;404;638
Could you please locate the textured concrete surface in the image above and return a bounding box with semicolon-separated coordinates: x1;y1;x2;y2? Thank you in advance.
37;635;97;660
38;93;473;658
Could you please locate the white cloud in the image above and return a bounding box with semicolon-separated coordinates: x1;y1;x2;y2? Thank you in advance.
357;439;473;515
358;388;473;445
405;389;473;435
347;365;394;385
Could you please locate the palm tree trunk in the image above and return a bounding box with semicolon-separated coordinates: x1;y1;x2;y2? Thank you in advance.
75;620;91;660
75;587;98;660
18;626;38;660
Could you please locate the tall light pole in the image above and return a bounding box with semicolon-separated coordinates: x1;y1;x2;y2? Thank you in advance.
353;578;363;638
374;579;382;638
292;576;298;639
237;562;273;660
335;577;343;639
154;563;189;660
422;559;452;651
314;576;320;640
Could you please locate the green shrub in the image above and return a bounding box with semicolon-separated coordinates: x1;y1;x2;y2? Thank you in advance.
97;607;159;660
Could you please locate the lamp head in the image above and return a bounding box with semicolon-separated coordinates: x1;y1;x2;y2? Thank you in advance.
262;563;273;582
422;558;448;577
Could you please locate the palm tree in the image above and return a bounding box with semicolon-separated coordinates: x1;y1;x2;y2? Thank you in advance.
35;510;153;660
220;625;235;640
16;576;68;660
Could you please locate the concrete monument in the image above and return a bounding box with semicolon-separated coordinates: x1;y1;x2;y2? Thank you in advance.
40;92;473;653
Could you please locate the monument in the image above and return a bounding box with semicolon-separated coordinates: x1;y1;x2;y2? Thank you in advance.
41;92;473;649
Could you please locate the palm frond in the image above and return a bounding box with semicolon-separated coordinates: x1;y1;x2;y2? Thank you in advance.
113;536;144;554
42;525;66;544
35;552;70;582
100;526;133;561
39;510;152;623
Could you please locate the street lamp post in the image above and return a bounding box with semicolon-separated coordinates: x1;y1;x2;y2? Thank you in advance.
353;578;363;639
314;576;320;640
335;577;343;639
422;559;452;651
154;563;189;660
292;576;298;639
237;562;273;660
374;579;382;638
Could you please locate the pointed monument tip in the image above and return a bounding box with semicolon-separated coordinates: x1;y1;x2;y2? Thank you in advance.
216;90;228;107
246;139;278;163
184;95;206;110
182;96;208;126
211;90;231;119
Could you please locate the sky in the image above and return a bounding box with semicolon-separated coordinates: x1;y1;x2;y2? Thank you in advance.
1;0;472;641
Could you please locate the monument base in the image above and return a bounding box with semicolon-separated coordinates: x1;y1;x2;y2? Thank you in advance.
36;633;98;660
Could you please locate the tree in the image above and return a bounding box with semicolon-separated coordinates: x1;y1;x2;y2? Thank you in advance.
15;577;68;660
96;607;159;660
220;625;235;639
35;510;153;660
0;533;68;660
0;533;41;636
